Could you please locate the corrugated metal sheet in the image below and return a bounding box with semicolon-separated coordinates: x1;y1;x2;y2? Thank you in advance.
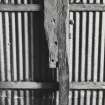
68;0;105;104
0;0;56;105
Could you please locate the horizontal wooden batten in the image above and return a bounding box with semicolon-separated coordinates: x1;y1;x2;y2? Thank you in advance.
2;82;105;90
0;4;40;12
69;4;105;11
70;82;105;90
0;82;58;90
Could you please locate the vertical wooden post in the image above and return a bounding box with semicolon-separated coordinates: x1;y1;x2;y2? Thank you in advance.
56;0;69;105
44;0;69;105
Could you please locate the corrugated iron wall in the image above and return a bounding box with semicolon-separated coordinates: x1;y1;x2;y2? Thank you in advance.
68;0;105;105
0;0;56;105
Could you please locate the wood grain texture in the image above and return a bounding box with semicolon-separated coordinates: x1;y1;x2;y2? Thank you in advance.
44;0;58;68
0;82;58;90
70;82;105;90
0;4;40;11
56;0;69;105
69;4;105;11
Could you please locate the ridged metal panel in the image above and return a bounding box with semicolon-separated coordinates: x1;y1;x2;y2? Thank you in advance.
0;0;56;105
68;0;105;105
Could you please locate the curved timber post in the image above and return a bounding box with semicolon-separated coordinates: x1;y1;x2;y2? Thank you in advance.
56;0;69;105
44;0;58;68
44;0;69;105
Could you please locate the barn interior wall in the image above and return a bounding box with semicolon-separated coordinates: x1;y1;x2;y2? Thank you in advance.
0;0;57;105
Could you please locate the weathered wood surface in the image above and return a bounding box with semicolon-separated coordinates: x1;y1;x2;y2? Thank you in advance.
70;82;105;90
44;0;58;68
69;4;105;11
0;82;58;89
44;0;69;105
56;0;69;105
0;4;40;11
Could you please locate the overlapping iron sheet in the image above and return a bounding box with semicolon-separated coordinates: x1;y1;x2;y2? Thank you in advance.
69;0;105;104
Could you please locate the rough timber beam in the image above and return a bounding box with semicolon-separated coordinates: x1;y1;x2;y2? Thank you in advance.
56;0;69;105
0;4;40;12
69;4;105;11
